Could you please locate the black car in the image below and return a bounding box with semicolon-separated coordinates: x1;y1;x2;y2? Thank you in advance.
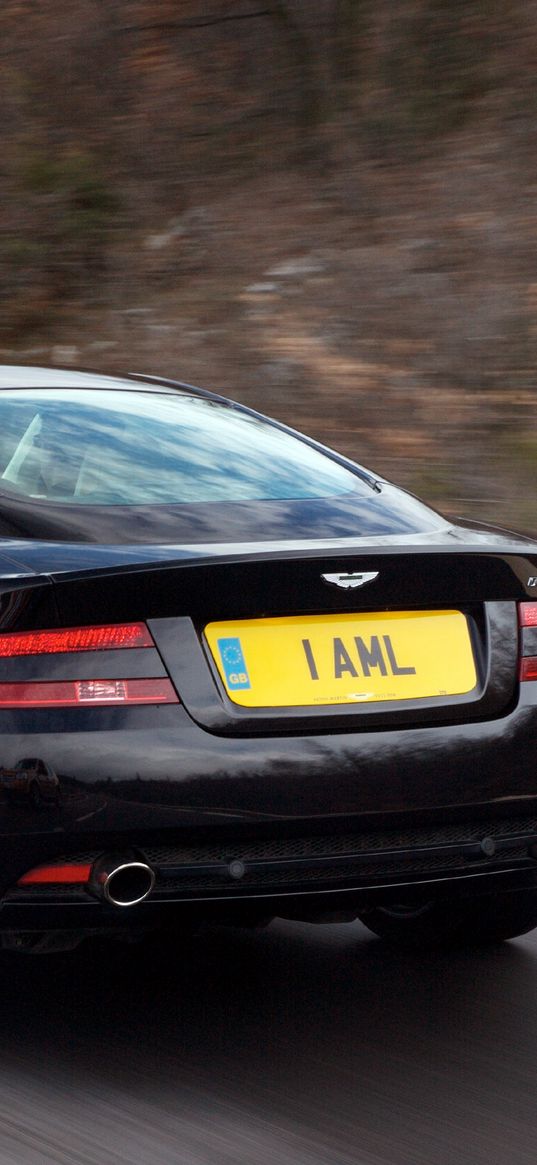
0;364;536;953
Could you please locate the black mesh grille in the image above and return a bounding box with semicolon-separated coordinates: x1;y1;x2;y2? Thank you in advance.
141;817;537;867
148;844;532;895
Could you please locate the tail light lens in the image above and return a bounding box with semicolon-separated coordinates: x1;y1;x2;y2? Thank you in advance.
0;622;179;706
0;623;153;657
518;602;537;680
0;678;178;707
520;658;537;682
519;604;537;629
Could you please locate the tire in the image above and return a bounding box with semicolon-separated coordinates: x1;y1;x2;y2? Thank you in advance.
358;890;537;950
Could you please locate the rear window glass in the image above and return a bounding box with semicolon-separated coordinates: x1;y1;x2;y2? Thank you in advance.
0;389;364;506
0;386;444;544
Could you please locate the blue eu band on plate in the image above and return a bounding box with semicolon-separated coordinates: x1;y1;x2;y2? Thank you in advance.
216;637;252;691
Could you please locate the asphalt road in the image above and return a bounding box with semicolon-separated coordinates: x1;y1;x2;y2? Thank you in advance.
0;919;536;1165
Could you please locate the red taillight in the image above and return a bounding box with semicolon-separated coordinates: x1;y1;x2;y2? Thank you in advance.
18;863;92;886
0;623;154;657
518;603;537;681
0;678;178;707
519;603;537;628
520;658;537;682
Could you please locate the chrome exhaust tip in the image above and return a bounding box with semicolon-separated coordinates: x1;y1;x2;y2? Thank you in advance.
91;855;156;907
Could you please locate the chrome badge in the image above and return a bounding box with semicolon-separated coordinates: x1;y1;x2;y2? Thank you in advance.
321;571;379;591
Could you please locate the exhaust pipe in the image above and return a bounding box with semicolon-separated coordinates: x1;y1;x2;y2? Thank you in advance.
90;853;156;907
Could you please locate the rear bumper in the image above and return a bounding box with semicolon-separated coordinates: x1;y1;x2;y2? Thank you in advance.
1;683;537;933
4;820;537;936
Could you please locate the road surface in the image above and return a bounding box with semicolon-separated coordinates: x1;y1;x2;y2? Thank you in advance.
0;919;536;1164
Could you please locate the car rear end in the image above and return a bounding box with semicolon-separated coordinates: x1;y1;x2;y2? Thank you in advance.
0;370;536;950
0;537;536;950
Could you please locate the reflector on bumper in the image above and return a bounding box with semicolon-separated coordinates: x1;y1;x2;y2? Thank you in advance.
18;863;92;886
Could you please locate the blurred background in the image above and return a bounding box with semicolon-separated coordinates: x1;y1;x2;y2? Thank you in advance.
1;0;536;528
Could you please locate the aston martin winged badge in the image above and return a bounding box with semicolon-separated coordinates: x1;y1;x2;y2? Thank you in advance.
321;571;379;590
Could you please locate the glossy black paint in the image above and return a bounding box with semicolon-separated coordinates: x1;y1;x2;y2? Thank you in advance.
0;367;536;941
0;489;445;545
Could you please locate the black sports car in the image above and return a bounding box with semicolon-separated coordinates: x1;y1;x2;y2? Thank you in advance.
0;364;536;953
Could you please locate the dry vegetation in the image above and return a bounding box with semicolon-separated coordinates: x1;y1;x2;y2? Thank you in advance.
1;0;537;529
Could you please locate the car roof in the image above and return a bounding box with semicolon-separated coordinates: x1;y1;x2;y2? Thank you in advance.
0;366;185;393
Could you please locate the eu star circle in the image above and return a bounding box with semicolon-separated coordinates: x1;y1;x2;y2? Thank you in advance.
222;644;243;667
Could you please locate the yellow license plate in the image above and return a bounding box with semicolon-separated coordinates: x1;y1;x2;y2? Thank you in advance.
205;610;477;708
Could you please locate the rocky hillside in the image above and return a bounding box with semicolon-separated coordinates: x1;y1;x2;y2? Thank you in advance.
1;1;537;529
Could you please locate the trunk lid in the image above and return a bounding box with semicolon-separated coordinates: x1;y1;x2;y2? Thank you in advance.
39;536;535;735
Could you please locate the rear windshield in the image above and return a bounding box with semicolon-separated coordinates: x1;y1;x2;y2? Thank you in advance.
0;387;443;544
0;389;362;506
